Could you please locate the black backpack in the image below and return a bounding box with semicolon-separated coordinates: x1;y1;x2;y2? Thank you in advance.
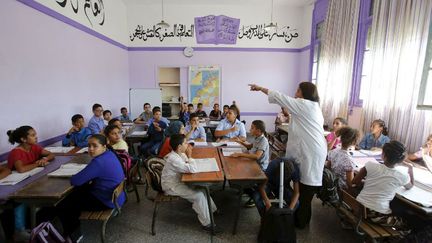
317;167;340;206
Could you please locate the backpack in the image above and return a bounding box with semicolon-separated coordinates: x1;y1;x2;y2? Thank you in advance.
316;167;340;206
114;149;132;180
30;222;66;243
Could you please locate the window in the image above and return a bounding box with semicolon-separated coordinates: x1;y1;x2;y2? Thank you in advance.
311;21;324;84
359;27;372;100
418;17;432;109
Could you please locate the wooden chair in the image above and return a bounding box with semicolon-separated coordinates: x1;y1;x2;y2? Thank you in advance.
144;158;180;235
338;189;400;242
79;181;125;243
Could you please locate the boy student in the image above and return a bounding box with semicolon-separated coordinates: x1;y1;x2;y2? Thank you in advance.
62;114;92;148
195;103;207;118
140;107;168;156
181;103;194;124
221;105;229;119
161;134;219;232
103;110;112;125
185;113;207;142
88;103;106;134
134;103;152;124
118;107;131;122
231;120;269;170
215;107;246;141
146;106;170;126
209;103;222;120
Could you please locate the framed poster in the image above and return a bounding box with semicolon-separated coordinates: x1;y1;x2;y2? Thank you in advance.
188;66;221;107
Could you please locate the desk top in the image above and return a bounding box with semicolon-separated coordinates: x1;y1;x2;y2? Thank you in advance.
219;149;267;182
125;124;148;139
181;147;224;183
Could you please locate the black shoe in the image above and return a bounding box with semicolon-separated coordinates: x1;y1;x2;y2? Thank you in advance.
202;224;223;234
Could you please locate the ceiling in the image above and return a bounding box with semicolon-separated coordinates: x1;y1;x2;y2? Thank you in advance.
121;0;314;7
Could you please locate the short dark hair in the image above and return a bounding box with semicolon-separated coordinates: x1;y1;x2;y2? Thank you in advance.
252;120;266;133
92;103;102;111
229;105;239;115
103;110;112;116
7;126;34;145
144;103;150;107
89;134;108;146
187;104;194;108
104;124;120;136
336;127;359;148
170;134;186;151
334;117;348;125
382;140;406;165
120;107;127;112
189;113;199;120
197;103;203;106
214;103;219;107
152;106;161;114
298;82;320;102
223;105;229;109
71;114;84;123
108;118;120;126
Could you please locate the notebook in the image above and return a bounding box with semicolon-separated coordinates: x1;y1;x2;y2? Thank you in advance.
222;147;243;156
44;146;74;153
0;167;44;186
190;158;219;173
131;131;147;136
48;163;87;177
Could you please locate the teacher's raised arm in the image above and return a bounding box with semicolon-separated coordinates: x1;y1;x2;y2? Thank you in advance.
248;84;269;95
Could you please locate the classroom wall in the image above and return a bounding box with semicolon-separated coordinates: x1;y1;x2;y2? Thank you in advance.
0;1;129;155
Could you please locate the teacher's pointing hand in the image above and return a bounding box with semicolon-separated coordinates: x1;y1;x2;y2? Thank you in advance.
248;84;269;95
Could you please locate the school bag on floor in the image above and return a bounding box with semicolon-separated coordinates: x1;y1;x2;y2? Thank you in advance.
30;221;66;243
316;167;340;206
258;159;296;243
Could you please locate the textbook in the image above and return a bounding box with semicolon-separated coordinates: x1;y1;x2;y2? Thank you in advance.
131;131;147;136
190;158;219;173
0;167;43;186
222;147;243;156
188;141;208;147
44;146;74;153
48;163;87;177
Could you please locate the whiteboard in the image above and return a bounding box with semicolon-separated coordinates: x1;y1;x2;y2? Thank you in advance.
129;89;162;120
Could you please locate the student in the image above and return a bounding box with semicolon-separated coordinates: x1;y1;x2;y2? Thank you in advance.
352;140;413;226
230;104;241;121
146;106;170;126
62;114;92;148
408;134;432;163
161;134;218;232
108;118;126;136
103;110;112;126
215;107;246;142
326;117;348;150
221;105;229;119
134;103;152;124
7;126;55;241
104;125;128;151
118;107;131;122
185;113;207;142
359;119;390;150
88;103;106;134
140;108;168;156
56;134;126;241
231;120;269;170
195;103;207;118
327;127;359;189
275;107;290;125
158;121;188;158
209;103;222;120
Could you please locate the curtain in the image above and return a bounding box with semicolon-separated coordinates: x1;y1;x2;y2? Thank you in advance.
361;0;432;152
317;0;361;125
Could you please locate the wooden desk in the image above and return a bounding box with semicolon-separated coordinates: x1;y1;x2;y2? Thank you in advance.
124;124;148;155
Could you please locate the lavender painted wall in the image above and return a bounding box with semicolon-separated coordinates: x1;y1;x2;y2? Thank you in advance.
0;1;129;155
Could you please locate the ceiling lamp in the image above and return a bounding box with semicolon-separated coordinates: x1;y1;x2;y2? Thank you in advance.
156;0;170;28
264;0;278;32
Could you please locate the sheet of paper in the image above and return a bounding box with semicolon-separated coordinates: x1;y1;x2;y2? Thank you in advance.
211;142;224;147
397;186;432;207
209;121;220;125
351;157;379;169
413;167;432;189
222;147;243;156
225;142;243;147
44;146;74;153
122;122;134;126
0;167;43;185
189;141;208;147
76;147;88;153
359;150;382;156
191;158;219;173
349;150;368;157
131;131;147;136
48;163;87;177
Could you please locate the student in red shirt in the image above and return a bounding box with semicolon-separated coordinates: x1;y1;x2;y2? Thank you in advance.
7;126;55;172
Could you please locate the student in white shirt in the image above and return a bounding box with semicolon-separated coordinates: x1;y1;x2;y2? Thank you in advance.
249;82;327;229
161;134;219;232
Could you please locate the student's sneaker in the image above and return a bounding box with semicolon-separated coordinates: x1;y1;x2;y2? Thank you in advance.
202;224;223;234
13;230;30;242
244;198;255;208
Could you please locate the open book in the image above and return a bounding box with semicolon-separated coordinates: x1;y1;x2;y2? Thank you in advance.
188;141;208;147
190;158;219;173
44;146;74;153
48;163;87;177
222;147;243;156
0;167;44;186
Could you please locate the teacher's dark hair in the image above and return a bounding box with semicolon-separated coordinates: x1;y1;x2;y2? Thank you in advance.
298;82;320;102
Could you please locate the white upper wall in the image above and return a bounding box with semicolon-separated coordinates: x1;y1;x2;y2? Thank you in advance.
34;0;129;46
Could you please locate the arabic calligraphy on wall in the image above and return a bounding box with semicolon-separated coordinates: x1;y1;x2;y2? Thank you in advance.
54;0;105;27
130;23;299;43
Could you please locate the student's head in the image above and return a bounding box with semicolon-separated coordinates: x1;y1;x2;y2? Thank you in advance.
153;110;162;121
226;107;238;122
213;103;220;111
250;120;266;136
197;103;203;110
170;134;187;153
103;110;112;121
333;117;348;132
88;134;108;157
382;140;406;166
187;104;194;113
104;125;122;144
223;105;229;113
426;134;432;148
295;82;320;102
370;119;388;136
143;103;151;112
108;118;122;129
189;113;199;126
165;121;185;137
92;103;103;117
336;127;359;149
71;114;85;129
7;126;36;145
120;107;128;116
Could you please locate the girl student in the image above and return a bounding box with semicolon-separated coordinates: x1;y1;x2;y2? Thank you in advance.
7;126;55;241
359;119;390;150
231;120;270;171
326;117;348;150
161;134;219;232
56;134;126;241
408;134;432;163
327;127;359;189
104;125;128;151
352;140;414;226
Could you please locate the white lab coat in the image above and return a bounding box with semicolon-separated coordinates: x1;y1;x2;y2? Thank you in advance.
161;151;217;226
268;90;327;186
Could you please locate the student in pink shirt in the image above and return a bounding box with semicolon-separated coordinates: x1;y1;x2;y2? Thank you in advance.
326;117;348;150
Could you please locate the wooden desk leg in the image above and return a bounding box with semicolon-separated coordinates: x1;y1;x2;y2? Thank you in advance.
232;185;243;235
0;209;5;243
30;206;40;228
204;186;215;240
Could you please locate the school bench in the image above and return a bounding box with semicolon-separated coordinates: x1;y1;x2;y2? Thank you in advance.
337;189;400;243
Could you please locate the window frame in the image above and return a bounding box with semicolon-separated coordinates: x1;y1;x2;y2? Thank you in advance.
417;16;432;109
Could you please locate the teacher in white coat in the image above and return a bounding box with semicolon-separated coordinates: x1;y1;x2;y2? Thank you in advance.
249;82;327;229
